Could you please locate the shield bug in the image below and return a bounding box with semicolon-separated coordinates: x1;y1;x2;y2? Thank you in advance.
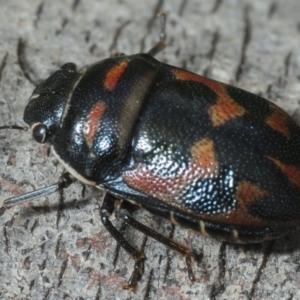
2;14;300;290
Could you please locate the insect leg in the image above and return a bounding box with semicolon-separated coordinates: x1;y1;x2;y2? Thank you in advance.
100;194;145;291
117;201;200;283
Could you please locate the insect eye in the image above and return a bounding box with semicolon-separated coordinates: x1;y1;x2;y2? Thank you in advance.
61;62;77;73
32;123;48;143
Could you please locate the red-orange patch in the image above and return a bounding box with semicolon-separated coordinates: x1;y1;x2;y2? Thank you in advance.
268;156;300;188
123;166;184;203
172;69;222;91
172;69;245;126
266;101;290;138
236;180;267;205
208;96;245;127
104;61;129;91
208;210;264;227
84;102;106;148
202;187;268;226
123;137;219;203
190;137;219;176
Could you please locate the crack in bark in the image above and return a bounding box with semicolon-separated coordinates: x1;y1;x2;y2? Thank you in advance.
208;29;219;61
56;18;69;35
284;51;292;77
248;241;274;299
34;1;44;28
235;5;252;82
83;244;92;261
42;288;51;300
40;241;46;253
109;20;131;54
55;233;63;257
203;29;220;77
268;2;277;18
209;242;227;299
29;279;35;290
56;187;66;228
163;224;175;282
17;38;37;86
143;268;154;300
178;0;188;16
146;0;164;32
287;293;294;300
23;256;31;270
212;0;223;13
57;258;68;287
38;258;47;271
0;52;8;83
72;0;80;11
94;282;102;300
30;219;39;233
4;224;10;254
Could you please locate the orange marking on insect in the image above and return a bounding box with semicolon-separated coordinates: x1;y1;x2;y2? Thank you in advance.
208;96;245;127
172;69;221;91
172;69;245;126
104;61;129;91
268;157;300;187
266;101;290;138
84;102;106;148
197;181;269;227
205;181;268;227
123;166;182;202
208;210;267;227
236;181;267;205
124;137;219;203
190;137;219;177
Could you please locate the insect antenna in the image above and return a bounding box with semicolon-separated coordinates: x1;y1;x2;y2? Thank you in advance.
3;173;74;208
0;125;28;130
147;12;167;57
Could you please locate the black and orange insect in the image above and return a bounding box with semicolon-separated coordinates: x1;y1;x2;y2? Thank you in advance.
2;15;300;289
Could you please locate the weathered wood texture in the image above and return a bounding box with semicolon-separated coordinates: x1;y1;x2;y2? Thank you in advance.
0;1;300;299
